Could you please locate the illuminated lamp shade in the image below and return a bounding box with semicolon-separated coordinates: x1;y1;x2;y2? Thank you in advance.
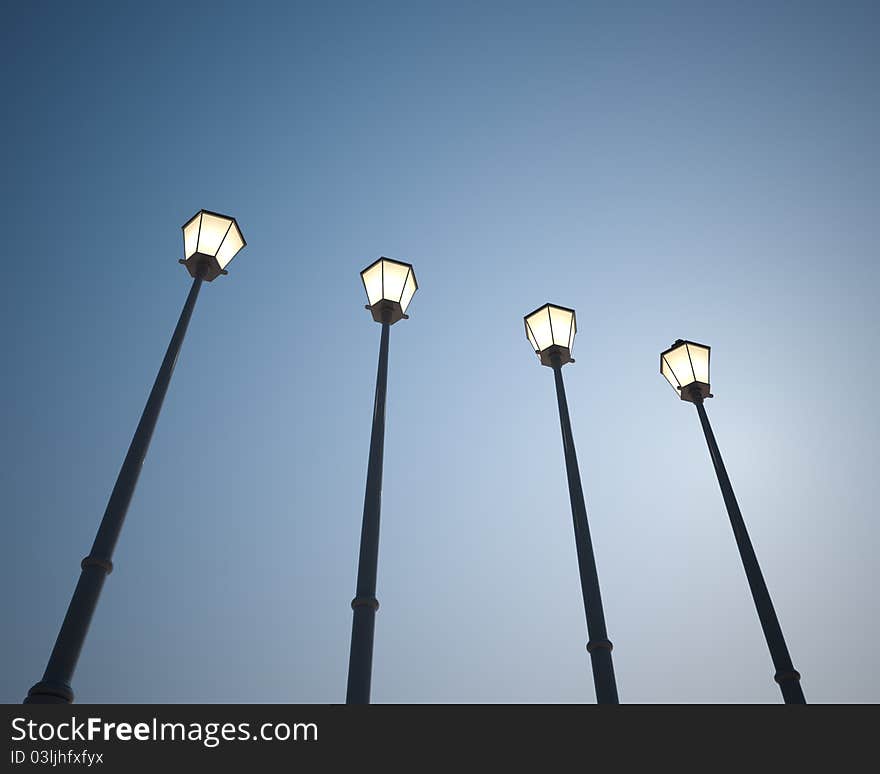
524;303;577;367
180;210;246;282
360;257;418;324
660;339;711;402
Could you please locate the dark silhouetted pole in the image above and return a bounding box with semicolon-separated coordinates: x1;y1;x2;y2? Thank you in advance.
347;256;417;704
551;352;619;704
346;315;390;704
690;386;805;704
25;271;205;703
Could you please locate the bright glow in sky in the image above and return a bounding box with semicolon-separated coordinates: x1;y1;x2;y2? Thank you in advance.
1;0;878;703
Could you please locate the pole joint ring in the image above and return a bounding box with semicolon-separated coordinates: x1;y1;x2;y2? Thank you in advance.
774;669;801;685
81;555;113;575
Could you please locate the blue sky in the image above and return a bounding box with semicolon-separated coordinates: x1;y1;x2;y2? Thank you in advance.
1;0;878;702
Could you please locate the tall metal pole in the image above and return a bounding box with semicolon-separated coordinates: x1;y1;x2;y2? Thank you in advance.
346;315;390;704
691;392;805;704
25;271;205;704
551;354;619;704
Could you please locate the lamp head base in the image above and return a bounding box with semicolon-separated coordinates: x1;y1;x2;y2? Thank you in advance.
366;298;407;325
180;253;226;282
680;382;712;403
538;344;574;368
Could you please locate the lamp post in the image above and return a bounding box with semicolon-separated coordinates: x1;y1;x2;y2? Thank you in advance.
524;303;619;704
660;339;806;704
346;256;417;705
25;210;246;704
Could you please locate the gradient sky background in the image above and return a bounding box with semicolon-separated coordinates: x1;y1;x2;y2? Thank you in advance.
1;0;877;703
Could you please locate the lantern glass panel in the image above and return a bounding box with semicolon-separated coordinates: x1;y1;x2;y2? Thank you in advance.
399;269;417;313
215;220;244;269
197;213;232;257
381;260;410;303
664;343;695;388
688;343;710;385
525;307;553;352
548;306;575;349
183;213;201;259
361;261;384;306
661;356;680;390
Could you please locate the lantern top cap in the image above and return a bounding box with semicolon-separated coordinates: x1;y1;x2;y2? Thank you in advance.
660;338;709;356
181;209;247;247
360;255;416;278
523;301;576;320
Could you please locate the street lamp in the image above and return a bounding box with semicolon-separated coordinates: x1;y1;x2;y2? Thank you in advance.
660;339;806;704
346;256;417;704
524;303;619;704
25;210;246;704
